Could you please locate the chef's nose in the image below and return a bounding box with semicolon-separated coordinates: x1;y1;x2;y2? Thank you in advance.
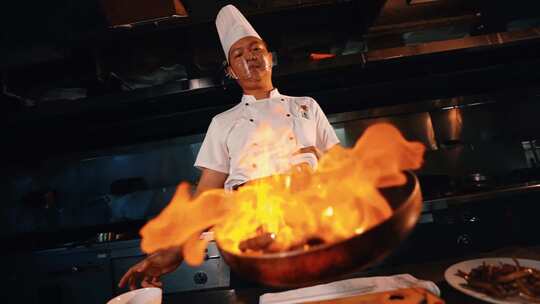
244;50;257;61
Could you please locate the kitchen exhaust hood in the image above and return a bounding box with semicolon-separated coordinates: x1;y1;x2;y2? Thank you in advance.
100;0;188;28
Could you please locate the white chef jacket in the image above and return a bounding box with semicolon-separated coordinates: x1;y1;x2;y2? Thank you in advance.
194;89;339;190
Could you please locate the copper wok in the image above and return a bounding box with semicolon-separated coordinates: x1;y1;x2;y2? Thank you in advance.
217;171;422;287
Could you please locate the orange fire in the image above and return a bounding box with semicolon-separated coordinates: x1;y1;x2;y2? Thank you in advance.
140;123;425;266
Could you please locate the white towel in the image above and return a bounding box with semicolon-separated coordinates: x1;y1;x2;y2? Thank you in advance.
259;274;440;304
289;153;318;171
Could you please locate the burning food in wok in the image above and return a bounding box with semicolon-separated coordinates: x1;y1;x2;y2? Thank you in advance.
138;123;425;274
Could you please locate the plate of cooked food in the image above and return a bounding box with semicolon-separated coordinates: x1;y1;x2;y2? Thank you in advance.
445;257;540;304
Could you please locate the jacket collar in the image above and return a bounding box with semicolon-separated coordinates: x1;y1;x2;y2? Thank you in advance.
241;88;281;103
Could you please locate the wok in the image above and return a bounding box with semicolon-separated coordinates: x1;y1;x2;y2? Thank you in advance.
217;171;422;287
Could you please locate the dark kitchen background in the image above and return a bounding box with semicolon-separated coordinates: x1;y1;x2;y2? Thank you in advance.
3;0;540;303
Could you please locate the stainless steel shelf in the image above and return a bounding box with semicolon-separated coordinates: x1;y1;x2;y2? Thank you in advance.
423;181;540;208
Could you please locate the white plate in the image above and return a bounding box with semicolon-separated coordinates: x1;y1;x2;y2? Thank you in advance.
107;287;162;304
444;257;540;304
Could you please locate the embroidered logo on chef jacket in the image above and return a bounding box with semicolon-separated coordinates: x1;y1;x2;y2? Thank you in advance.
300;104;310;119
291;102;316;149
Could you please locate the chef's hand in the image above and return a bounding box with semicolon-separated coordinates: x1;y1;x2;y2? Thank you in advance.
118;246;183;290
294;146;322;160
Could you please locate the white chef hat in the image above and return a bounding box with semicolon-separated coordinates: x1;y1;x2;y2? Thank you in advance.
216;5;262;61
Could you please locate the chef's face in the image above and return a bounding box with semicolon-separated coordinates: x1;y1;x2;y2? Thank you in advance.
227;36;273;90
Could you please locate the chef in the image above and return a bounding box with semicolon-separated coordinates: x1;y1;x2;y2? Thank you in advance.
119;4;339;290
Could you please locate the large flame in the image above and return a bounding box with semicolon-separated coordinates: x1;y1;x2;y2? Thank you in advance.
140;123;425;265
